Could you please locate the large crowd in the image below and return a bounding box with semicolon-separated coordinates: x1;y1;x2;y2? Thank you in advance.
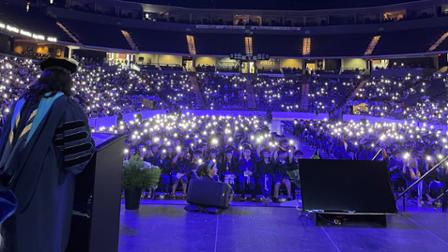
91;111;448;205
289;119;448;206
100;113;302;202
350;73;448;125
0;54;447;205
1;55;447;125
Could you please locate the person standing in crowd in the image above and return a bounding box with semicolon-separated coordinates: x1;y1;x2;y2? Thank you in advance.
403;152;423;206
0;58;95;252
238;147;257;201
256;149;274;201
388;151;406;193
289;150;303;190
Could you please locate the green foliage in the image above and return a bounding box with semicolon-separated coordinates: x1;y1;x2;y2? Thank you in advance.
123;155;161;189
146;166;161;187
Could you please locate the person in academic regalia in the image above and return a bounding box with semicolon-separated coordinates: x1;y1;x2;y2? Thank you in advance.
256;149;274;200
218;149;238;191
272;150;292;202
0;58;95;252
237;147;257;201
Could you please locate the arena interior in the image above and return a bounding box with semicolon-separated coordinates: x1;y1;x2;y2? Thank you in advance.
1;0;448;251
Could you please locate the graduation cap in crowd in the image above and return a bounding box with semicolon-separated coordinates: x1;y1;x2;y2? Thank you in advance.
277;150;288;157
261;148;271;154
225;147;234;154
40;57;79;74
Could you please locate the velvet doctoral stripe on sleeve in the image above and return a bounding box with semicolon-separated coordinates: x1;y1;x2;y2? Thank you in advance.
54;99;95;175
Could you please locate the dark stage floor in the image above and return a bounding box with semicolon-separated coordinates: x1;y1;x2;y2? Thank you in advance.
118;202;448;252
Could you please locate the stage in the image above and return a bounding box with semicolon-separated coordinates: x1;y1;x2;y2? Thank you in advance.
118;201;448;252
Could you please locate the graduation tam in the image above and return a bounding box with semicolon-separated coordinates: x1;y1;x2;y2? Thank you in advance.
40;57;79;74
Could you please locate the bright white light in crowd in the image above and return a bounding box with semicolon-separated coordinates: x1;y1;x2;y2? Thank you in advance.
175;146;181;153
47;37;57;42
211;138;219;146
402;152;410;160
198;158;203;165
123;148;129;155
437;154;444;160
425;155;432;161
0;22;5;29
289;139;295;146
153;137;160;143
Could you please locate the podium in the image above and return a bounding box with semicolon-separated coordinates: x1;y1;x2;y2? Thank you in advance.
67;133;125;252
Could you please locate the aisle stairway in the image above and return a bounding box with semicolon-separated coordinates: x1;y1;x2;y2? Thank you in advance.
245;77;257;109
189;73;206;108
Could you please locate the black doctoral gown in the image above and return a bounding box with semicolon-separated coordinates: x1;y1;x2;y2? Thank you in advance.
0;92;95;252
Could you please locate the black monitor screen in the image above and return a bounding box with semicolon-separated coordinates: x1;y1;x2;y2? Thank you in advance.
299;159;397;214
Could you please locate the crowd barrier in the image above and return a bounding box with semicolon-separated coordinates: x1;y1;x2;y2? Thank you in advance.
88;110;446;131
88;110;329;129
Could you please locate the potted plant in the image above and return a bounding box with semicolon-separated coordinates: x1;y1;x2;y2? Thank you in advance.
144;161;162;199
123;155;161;210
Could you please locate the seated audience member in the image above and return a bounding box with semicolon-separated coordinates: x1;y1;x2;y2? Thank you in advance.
273;150;293;202
185;161;234;213
154;150;171;194
208;149;219;163
238;147;257;201
171;150;191;198
199;160;220;181
426;176;444;205
219;149;238;190
147;144;161;164
190;150;203;180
